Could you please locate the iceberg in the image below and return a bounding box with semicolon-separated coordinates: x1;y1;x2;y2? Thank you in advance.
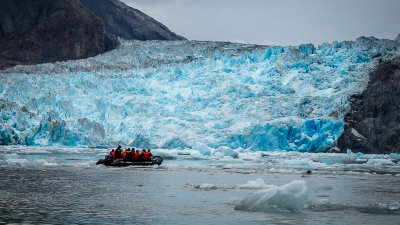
234;180;309;212
0;37;399;152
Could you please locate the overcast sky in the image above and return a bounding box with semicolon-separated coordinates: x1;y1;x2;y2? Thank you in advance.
121;0;400;46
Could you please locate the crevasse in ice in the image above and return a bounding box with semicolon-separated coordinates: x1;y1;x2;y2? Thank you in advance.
0;37;399;151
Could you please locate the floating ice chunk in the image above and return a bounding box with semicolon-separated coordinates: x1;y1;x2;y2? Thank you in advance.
214;146;238;158
151;149;178;160
189;150;205;159
347;149;363;157
389;202;400;210
5;158;29;167
195;183;217;190
192;143;212;156
42;162;58;167
355;152;364;157
378;202;400;210
346;149;353;155
234;180;309;212
194;183;234;190
236;178;269;189
366;159;396;166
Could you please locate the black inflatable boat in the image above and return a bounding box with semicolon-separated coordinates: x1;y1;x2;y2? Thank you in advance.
96;155;163;167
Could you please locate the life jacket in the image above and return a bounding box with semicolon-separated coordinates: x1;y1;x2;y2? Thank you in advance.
115;150;121;159
122;149;128;158
110;151;115;158
133;152;140;159
145;152;152;159
125;151;133;160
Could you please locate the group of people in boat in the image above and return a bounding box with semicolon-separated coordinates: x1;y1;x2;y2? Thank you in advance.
109;145;153;161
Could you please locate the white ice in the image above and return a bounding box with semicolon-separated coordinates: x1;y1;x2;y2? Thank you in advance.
234;180;309;212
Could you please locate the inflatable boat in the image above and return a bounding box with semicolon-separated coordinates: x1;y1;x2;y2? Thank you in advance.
96;155;163;167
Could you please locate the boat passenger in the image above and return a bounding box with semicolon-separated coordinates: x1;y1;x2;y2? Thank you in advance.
145;149;152;160
109;149;115;159
122;149;128;158
140;149;146;161
125;148;133;161
115;149;122;159
134;150;140;160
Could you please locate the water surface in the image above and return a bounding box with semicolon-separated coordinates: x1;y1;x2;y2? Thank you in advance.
1;147;399;224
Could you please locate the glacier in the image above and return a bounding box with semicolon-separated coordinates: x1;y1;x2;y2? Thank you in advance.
0;37;399;151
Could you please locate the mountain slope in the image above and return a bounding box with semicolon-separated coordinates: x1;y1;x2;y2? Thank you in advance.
80;0;186;41
337;56;400;154
0;0;118;69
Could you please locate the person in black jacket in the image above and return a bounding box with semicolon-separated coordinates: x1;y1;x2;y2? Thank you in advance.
124;148;134;161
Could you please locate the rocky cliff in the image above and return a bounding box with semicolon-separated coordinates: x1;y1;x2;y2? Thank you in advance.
0;0;118;69
337;56;400;154
79;0;186;41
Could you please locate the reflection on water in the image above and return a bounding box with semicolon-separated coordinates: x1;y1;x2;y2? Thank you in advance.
0;147;400;224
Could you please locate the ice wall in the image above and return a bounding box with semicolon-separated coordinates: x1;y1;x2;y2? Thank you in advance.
1;37;399;151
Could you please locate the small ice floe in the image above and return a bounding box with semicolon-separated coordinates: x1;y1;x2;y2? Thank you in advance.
236;178;269;189
151;149;178;160
366;159;396;166
193;183;234;190
195;183;217;190
378;202;400;210
234;180;309;212
42;162;58;167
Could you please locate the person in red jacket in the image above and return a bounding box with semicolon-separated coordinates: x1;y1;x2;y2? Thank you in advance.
145;149;152;160
140;149;146;161
133;150;140;160
109;149;115;159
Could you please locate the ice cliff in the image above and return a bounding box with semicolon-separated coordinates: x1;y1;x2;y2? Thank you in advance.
0;37;399;151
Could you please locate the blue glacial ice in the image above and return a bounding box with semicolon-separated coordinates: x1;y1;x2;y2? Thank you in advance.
0;37;399;152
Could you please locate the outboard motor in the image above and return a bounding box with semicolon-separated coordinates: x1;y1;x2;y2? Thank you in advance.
96;155;114;165
151;156;163;166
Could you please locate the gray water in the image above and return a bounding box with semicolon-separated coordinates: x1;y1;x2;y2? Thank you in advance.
1;147;400;224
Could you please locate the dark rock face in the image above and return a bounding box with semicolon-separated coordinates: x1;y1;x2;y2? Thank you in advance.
79;0;186;41
337;57;400;154
0;0;118;69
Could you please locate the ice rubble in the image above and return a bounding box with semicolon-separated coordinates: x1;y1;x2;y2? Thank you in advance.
1;37;399;151
234;180;309;212
0;146;399;173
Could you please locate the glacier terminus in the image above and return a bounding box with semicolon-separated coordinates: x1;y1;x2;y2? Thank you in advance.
1;37;399;153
